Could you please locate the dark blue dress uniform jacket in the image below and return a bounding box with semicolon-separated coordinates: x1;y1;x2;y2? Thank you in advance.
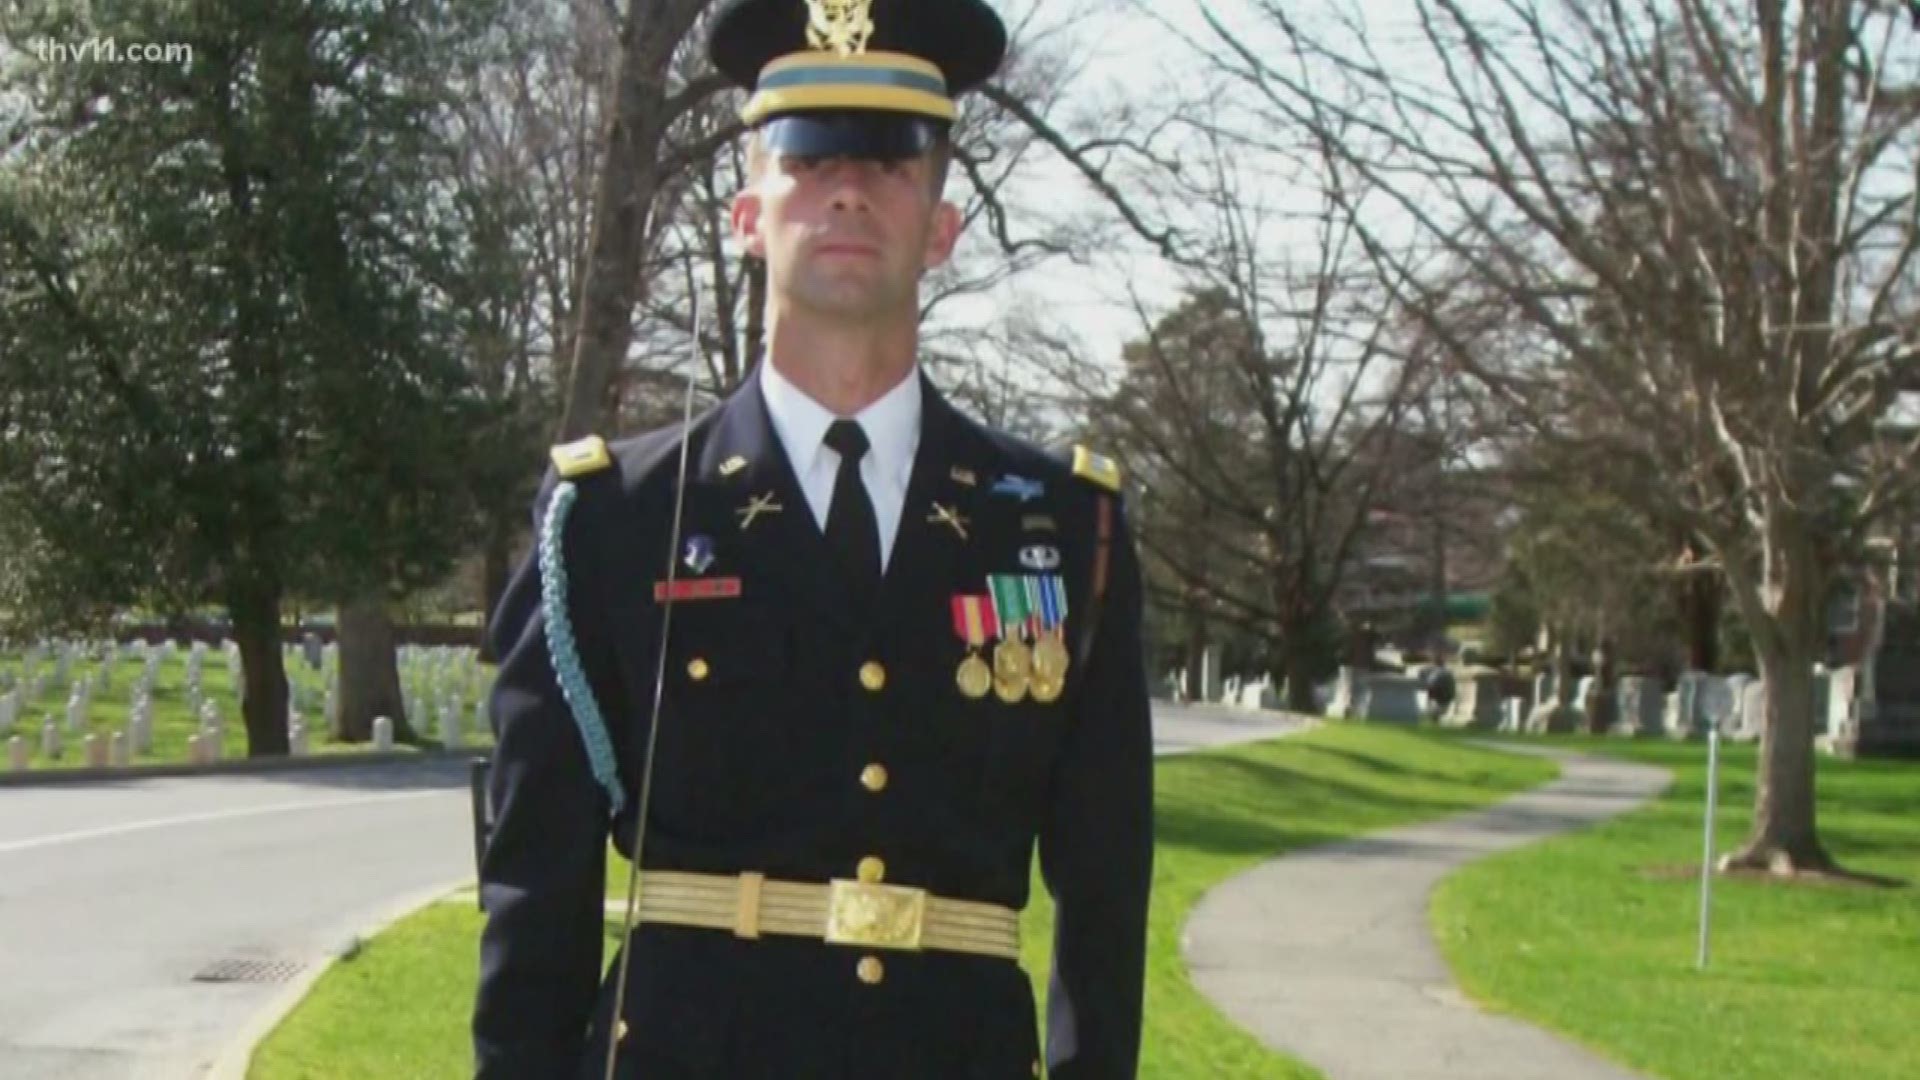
473;370;1153;1079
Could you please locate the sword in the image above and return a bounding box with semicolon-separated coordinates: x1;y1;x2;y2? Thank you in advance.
601;286;704;1080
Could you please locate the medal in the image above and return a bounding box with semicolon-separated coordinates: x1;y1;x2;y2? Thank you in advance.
988;575;1031;703
1032;575;1071;685
992;637;1030;703
1030;671;1064;704
950;595;995;700
959;654;993;699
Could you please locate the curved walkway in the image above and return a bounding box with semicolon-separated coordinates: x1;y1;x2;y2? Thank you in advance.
1183;744;1671;1080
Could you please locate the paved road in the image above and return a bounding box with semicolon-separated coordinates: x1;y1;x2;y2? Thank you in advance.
1185;746;1670;1080
0;700;1303;1079
0;761;477;1080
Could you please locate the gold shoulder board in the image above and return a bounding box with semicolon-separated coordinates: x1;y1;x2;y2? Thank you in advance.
551;435;612;479
1071;445;1121;493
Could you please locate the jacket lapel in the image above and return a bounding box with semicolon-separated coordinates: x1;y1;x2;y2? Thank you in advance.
873;374;986;637
692;372;859;635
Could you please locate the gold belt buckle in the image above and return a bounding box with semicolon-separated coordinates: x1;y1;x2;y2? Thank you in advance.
825;879;927;951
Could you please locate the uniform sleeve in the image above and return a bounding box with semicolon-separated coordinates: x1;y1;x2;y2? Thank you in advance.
472;468;617;1080
1039;496;1154;1080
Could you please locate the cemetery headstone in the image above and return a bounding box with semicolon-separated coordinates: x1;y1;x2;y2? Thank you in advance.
1351;673;1423;724
109;731;129;768
440;703;462;750
1201;646;1224;704
7;735;26;773
84;733;107;769
1442;673;1504;730
1732;678;1769;742
1503;695;1525;733
1613;676;1664;737
373;715;394;752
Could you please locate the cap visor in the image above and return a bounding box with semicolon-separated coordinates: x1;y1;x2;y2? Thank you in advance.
759;114;944;160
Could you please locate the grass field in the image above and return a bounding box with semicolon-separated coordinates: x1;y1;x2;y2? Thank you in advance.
0;647;493;769
249;723;1557;1080
1431;735;1919;1080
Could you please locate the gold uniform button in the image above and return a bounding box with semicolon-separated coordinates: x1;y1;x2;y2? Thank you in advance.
856;856;886;883
859;660;887;692
1032;1061;1041;1077
687;657;710;681
856;955;885;985
860;763;889;793
616;1019;629;1040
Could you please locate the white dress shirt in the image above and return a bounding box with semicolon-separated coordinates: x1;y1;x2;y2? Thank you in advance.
759;360;921;573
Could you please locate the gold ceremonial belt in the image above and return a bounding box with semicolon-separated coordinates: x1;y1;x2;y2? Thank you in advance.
631;870;1022;962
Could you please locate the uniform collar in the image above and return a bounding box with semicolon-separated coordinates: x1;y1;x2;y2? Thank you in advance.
759;356;921;484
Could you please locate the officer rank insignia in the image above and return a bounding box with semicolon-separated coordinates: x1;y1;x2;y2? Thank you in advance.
950;574;1070;703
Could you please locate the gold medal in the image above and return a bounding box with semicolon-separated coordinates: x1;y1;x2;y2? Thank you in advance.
1032;631;1070;684
952;595;996;701
956;652;992;699
993;637;1030;703
994;635;1031;680
1029;671;1064;704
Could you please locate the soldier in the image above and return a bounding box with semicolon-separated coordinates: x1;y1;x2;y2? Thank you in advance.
471;1;1153;1077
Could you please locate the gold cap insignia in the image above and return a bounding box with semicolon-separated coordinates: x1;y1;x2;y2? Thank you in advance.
807;0;876;56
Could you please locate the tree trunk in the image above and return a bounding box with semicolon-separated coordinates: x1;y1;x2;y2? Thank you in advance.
1283;647;1318;714
229;586;290;758
336;593;416;744
1183;610;1208;703
476;504;516;663
1682;570;1720;672
1722;634;1834;873
555;0;712;443
1719;511;1836;875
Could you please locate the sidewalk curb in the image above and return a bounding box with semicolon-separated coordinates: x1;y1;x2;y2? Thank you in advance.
201;874;477;1080
0;747;487;788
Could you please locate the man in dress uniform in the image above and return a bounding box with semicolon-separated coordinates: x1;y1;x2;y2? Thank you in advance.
471;1;1153;1077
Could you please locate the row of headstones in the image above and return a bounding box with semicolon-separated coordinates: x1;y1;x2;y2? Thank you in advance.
1429;667;1852;743
1327;665;1811;740
3;710;415;773
2;660;490;773
0;642;220;741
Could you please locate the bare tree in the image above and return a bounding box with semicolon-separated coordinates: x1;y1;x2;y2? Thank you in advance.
1200;0;1920;872
448;0;625;639
555;0;719;442
1039;126;1434;712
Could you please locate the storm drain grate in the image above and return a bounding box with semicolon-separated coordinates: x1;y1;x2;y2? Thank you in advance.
191;958;305;985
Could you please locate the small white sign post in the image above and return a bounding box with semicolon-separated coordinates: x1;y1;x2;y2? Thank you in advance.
1697;687;1734;970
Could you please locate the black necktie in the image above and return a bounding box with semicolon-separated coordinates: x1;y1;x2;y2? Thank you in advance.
823;419;881;601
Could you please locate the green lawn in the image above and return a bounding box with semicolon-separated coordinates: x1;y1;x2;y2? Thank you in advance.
249;723;1557;1080
1431;735;1919;1080
0;648;492;768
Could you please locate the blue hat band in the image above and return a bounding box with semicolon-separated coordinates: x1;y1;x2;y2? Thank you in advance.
758;64;949;97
